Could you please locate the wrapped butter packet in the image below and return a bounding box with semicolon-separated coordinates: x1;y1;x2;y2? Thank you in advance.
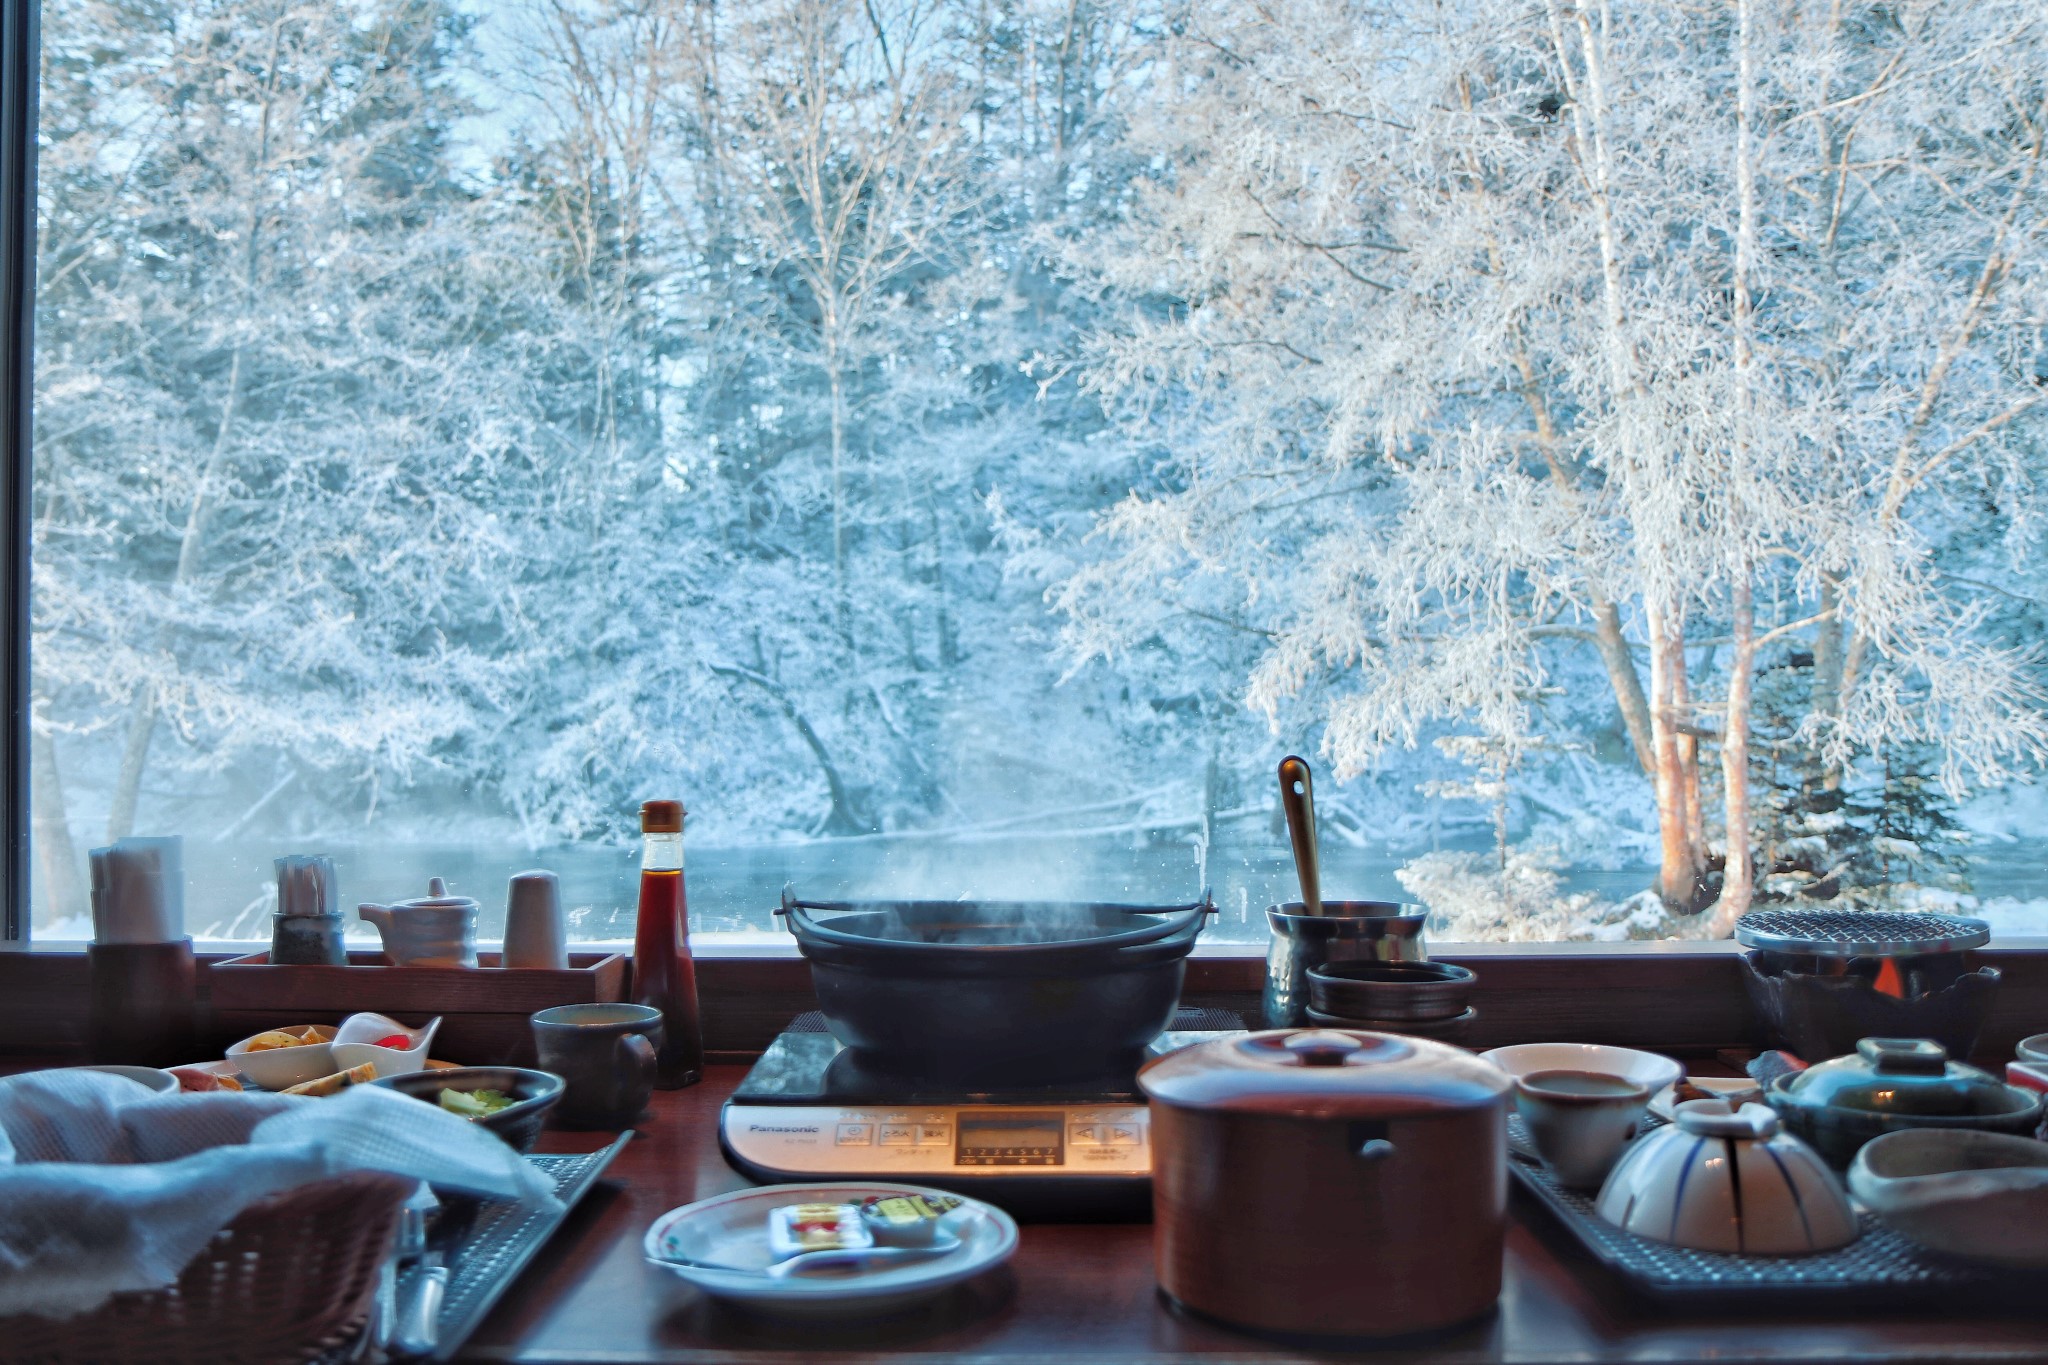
858;1192;967;1246
768;1202;873;1259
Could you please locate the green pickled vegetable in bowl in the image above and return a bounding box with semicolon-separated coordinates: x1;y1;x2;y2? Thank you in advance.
439;1087;516;1119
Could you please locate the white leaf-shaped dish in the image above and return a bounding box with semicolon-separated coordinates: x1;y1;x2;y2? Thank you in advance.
330;1012;441;1078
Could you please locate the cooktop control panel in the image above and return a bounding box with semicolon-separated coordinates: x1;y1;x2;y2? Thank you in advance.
721;1104;1151;1177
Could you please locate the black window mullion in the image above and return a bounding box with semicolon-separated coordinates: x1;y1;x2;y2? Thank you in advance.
0;0;36;946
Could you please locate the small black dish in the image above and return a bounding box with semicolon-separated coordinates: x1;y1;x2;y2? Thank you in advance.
1303;1005;1479;1045
1307;960;1476;1022
373;1066;565;1153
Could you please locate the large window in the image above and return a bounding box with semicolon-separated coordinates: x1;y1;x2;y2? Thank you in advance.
24;1;2048;945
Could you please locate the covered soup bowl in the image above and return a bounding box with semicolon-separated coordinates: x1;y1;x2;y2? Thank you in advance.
1766;1037;2043;1167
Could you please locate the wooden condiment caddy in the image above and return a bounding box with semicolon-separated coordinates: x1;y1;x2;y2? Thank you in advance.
207;950;627;1066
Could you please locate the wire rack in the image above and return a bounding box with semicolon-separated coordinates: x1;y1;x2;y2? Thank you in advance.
393;1131;631;1361
1508;1117;2037;1310
1734;909;1990;958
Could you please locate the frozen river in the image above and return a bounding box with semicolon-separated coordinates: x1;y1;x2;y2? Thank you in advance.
107;828;2048;947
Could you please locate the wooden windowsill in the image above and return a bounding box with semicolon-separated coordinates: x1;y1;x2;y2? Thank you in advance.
6;940;2045;1065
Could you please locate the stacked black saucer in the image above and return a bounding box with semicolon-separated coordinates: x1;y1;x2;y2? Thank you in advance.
1304;960;1478;1044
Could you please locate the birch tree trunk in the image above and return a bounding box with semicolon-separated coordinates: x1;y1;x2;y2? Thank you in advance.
1715;576;1758;934
31;724;87;922
828;336;851;646
1646;602;1702;906
105;340;247;842
1711;0;1761;936
104;14;282;840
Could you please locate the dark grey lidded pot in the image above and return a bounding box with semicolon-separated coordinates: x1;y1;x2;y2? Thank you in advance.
1262;901;1429;1027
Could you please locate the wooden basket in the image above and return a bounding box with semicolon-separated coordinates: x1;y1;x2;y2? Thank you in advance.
209;950;627;1066
0;1171;410;1365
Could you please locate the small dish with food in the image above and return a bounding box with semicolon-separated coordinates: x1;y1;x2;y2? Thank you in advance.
329;1012;441;1079
1648;1075;1764;1122
225;1023;339;1090
372;1066;565;1152
858;1192;968;1247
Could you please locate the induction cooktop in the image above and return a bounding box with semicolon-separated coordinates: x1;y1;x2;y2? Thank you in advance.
718;1009;1242;1221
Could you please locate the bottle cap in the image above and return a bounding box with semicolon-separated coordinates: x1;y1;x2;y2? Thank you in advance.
640;799;685;833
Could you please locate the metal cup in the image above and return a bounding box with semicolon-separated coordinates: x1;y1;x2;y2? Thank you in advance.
1262;901;1429;1027
531;1003;663;1128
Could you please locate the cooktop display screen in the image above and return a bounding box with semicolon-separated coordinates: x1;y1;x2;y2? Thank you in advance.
955;1112;1064;1166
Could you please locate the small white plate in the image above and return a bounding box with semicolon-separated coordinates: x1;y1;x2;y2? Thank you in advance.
60;1064;179;1094
1648;1076;1763;1122
645;1183;1017;1316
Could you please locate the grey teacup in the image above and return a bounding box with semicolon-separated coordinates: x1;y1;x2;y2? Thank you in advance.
1516;1068;1652;1190
532;1003;663;1128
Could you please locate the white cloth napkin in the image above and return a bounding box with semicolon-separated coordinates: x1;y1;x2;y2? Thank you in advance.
0;1070;561;1319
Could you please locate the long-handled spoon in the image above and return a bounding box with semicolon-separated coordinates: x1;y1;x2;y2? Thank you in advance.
1278;755;1324;917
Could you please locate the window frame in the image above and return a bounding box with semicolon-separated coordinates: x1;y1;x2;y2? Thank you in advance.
0;0;33;950
0;3;2040;960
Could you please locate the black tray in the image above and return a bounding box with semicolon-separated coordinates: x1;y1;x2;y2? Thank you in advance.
1507;1117;2039;1311
398;1131;632;1361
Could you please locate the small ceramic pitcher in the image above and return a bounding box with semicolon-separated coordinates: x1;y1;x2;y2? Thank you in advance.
359;877;479;968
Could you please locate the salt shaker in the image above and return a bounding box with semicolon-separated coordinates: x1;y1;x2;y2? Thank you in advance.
503;869;569;970
272;854;348;965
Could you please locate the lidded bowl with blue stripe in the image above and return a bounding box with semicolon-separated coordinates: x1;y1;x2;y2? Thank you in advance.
1595;1099;1858;1255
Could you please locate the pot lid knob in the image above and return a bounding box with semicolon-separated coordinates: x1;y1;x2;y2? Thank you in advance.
1857;1037;1947;1075
1284;1031;1364;1066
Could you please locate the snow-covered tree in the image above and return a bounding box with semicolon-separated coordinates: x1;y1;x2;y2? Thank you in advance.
1056;0;2048;934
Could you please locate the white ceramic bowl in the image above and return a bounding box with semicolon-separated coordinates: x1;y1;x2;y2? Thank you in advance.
1596;1100;1857;1255
64;1065;179;1094
644;1182;1017;1315
1479;1043;1683;1097
330;1012;440;1079
224;1024;339;1090
2016;1033;2048;1067
1849;1128;2048;1268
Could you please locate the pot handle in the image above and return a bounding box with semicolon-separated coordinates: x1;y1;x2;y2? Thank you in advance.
1357;1138;1397;1162
1109;892;1216;950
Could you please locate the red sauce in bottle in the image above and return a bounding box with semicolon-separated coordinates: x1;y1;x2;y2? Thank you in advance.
632;800;703;1087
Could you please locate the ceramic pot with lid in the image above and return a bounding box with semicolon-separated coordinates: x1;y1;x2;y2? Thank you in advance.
358;877;480;968
1138;1028;1512;1339
1767;1037;2044;1167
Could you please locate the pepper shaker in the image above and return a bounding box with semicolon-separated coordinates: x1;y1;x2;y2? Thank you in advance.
503;869;569;970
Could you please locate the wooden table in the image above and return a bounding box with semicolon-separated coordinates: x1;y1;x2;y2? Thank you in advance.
461;1067;2048;1364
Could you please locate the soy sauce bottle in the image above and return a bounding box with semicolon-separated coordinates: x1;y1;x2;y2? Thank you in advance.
632;799;703;1087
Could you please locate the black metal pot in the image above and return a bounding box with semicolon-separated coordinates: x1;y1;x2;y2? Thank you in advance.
778;889;1215;1083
